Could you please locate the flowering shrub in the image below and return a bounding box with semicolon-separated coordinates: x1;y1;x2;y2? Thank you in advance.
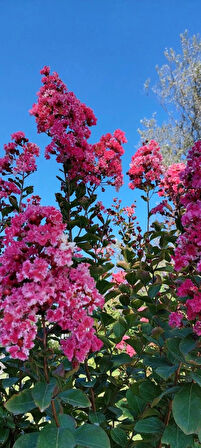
128;139;163;190
0;132;40;229
158;162;185;203
173;142;201;270
167;142;201;338
92;130;126;190
1;67;201;448
30;66;126;189
0;204;103;362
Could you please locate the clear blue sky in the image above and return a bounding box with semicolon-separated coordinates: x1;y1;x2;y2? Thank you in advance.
0;0;200;229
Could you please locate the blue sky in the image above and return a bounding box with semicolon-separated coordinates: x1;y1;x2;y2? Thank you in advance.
0;0;200;229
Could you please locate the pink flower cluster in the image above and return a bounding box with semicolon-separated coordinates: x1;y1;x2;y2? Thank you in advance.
122;204;136;218
0;204;104;362
94;245;115;261
169;279;201;336
158;163;185;203
116;335;136;357
0;133;40;216
128;140;163;190
107;198;136;227
169;142;201;336
30;67;96;170
30;66;126;189
169;311;183;328
173;142;201;272
93;130;126;190
150;200;168;216
112;270;127;285
1;132;39;175
0;179;20;199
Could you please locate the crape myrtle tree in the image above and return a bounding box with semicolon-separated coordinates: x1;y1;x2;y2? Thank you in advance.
138;31;201;164
1;67;201;448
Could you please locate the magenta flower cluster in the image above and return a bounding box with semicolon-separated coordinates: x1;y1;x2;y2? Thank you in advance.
0;204;104;362
30;66;126;189
158;162;185;203
128;140;163;190
169;141;201;335
0;132;39;209
173;141;201;272
1;132;39;175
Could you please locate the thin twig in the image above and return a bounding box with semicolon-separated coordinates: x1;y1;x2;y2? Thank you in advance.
157;362;182;447
174;362;182;385
64;165;72;241
42;316;60;427
84;359;96;412
42;315;49;383
51;399;60;428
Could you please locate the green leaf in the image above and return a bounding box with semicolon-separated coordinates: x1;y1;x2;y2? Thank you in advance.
75;183;86;199
32;379;57;411
58;389;91;408
151;386;180;408
125;272;137;285
119;294;130;306
77;378;96;388
143;355;168;369
77;241;92;250
75;424;110;448
168;328;192;338
135;417;164;434
0;427;10;445
5;389;36;415
185;353;201;365
98;335;113;349
141;195;149;202
96;279;111;294
100;312;115;326
156;364;178;379
139;381;161;402
126;335;143;354
173;383;201;434
198;428;201;443
193;275;201;287
37;426;76;448
2;205;14;217
104;289;120;301
132;443;152;448
190;371;201;387
166;338;185;361
162;424;193;448
9;195;18;209
2;377;18;388
126;390;146;417
148;284;161;299
111;353;131;367
89;411;106;425
110;427;127;445
136;270;151;285
56;414;76;431
179;335;196;355
23;185;34;195
113;322;126;341
13;433;39;448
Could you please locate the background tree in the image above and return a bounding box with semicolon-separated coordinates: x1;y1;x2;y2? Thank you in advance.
138;31;201;164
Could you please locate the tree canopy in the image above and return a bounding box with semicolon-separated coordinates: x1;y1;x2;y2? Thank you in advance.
139;31;201;164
